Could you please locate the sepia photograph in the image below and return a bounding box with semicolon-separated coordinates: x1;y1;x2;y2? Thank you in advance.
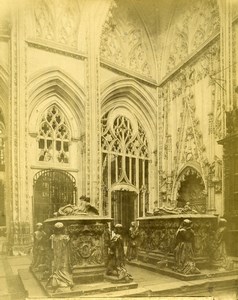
0;0;238;299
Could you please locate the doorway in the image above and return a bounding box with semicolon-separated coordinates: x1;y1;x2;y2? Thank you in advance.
111;190;137;234
33;169;76;223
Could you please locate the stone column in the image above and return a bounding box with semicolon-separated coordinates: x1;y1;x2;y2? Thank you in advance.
220;0;233;113
85;0;113;214
9;3;31;253
207;112;216;213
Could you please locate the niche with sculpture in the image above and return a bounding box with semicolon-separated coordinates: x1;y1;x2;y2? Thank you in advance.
176;168;206;214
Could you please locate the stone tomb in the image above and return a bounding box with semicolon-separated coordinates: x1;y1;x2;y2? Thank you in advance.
44;214;111;284
30;213;137;297
133;214;238;280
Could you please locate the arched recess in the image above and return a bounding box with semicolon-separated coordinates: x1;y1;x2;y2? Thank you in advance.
28;69;85;224
172;164;207;214
101;78;156;141
28;68;85;137
101;78;156;228
33;169;76;223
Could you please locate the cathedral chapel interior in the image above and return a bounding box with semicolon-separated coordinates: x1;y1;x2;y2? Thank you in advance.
0;0;238;262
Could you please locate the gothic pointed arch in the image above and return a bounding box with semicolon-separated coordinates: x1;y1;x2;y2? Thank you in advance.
101;78;156;145
28;68;85;139
172;164;207;213
37;104;72;163
101;78;156;218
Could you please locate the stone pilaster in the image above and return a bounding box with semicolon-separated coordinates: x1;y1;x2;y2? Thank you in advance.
85;0;113;214
9;3;31;253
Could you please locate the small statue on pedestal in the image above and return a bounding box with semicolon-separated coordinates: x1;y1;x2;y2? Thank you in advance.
30;223;48;273
212;218;234;270
126;222;139;261
173;219;200;275
46;222;73;292
106;224;133;282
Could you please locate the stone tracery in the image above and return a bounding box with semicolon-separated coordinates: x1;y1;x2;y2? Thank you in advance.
100;1;154;78
164;0;220;76
33;0;80;47
37;105;71;164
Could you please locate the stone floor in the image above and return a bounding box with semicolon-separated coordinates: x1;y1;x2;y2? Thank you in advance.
0;254;238;299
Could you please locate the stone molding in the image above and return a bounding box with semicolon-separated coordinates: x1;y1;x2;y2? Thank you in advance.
101;78;157;147
100;59;157;87
26;39;87;60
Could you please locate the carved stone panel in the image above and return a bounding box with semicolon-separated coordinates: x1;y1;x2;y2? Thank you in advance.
100;1;154;78
138;215;217;265
33;0;80;48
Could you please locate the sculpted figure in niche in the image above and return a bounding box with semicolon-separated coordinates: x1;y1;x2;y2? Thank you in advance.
106;224;133;282
46;222;73;292
173;219;200;275
212;218;234;270
54;196;99;217
30;223;47;272
126;222;139;261
209;156;222;182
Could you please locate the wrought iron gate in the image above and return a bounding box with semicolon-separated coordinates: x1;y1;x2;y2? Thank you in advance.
33;169;76;223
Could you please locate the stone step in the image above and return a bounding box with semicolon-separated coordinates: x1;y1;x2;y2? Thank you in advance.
128;259;238;281
18;269;48;299
19;268;139;298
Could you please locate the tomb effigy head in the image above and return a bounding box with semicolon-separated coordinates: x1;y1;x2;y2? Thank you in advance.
53;197;99;217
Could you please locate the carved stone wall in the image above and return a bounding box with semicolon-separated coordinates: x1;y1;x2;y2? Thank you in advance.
100;0;155;79
33;0;80;48
159;39;223;211
162;0;220;77
233;19;238;107
138;215;217;265
1;0;236;251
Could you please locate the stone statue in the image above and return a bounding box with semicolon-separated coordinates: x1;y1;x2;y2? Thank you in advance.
46;222;73;292
212;218;234;270
30;223;47;272
209;156;222;182
103;223;111;264
153;202;198;216
173;219;200;275
54;196;99;217
126;222;139;261
106;224;133;282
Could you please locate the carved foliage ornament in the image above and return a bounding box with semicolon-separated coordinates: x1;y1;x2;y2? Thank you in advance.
34;0;80;47
100;1;153;78
166;0;220;74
